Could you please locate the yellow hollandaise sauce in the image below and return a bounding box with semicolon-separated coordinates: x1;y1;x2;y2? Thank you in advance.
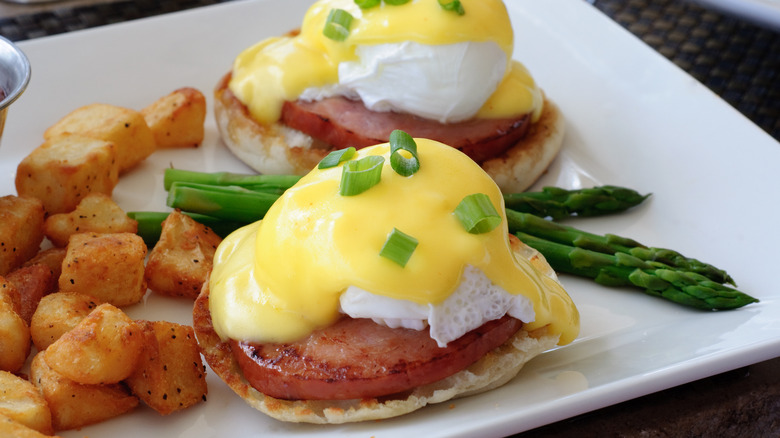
228;0;542;125
209;139;579;346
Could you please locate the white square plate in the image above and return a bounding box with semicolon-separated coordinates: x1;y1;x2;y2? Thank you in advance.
1;1;778;437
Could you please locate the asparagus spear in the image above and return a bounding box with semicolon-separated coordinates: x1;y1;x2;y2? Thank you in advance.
505;209;735;285
127;211;247;247
514;231;758;310
503;185;650;220
166;182;280;223
164;168;302;194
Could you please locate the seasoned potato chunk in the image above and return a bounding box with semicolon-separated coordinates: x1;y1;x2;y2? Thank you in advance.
59;232;147;307
0;371;53;435
15;135;119;214
5;264;55;324
0;413;60;438
126;320;208;415
30;292;102;351
30;352;138;431
0;275;20;315
44;303;143;385
145;210;222;299
0;299;30;373
0;195;45;276
141;87;206;149
22;248;67;290
43;103;155;173
43;193;138;248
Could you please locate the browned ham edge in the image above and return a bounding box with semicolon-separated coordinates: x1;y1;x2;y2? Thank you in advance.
281;97;531;163
230;316;523;401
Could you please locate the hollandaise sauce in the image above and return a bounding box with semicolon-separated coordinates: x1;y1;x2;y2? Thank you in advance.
209;139;579;347
228;0;543;124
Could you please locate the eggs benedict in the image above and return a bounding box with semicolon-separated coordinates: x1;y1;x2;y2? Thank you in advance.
192;134;579;423
214;0;565;193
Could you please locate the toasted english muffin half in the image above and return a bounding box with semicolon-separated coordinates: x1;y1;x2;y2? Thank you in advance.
213;73;565;194
192;236;561;424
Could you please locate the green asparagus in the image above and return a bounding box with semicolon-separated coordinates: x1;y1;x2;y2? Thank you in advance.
513;231;758;310
502;185;650;220
505;209;735;285
164;168;301;194
166;182;280;223
127;211;248;247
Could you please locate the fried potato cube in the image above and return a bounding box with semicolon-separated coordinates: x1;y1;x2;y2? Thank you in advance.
0;275;21;315
15;135;119;215
0;296;31;373
22;248;67;290
125;320;208;415
5;264;55;324
0;413;60;438
43;193;138;248
44;103;155;173
0;371;53;435
141;87;206;149
145;210;222;299
44;303;143;385
30;292;102;351
59;232;147;307
0;195;45;276
30;352;138;431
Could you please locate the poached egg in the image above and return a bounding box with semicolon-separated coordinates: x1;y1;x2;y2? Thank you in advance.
208;137;579;347
228;0;544;125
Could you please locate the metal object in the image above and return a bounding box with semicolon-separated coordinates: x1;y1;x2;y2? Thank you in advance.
0;35;30;145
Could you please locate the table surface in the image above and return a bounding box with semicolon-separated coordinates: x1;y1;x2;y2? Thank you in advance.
1;1;778;437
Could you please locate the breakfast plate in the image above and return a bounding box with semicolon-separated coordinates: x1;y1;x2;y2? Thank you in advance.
1;0;779;437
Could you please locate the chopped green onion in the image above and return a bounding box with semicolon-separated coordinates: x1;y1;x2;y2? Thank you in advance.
323;9;354;42
339;155;385;196
384;0;411;4
388;130;420;177
438;0;465;15
380;228;418;267
454;193;502;234
354;0;381;8
318;147;357;169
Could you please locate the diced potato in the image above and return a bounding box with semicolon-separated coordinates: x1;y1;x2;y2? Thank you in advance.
0;413;60;438
0;195;45;275
43;193;138;248
0;275;21;315
0;293;31;373
30;352;138;431
43;103;155;173
4;264;55;324
44;303;143;385
145;210;222;299
0;371;53;435
30;292;102;351
141;87;206;149
125;320;208;415
15;135;119;215
59;232;147;307
22;248;67;289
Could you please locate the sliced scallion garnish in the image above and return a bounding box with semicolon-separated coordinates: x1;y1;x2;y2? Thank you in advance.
454;193;502;234
318;147;357;169
438;0;465;15
380;228;418;267
339;155;385;196
388;130;420;177
384;0;411;5
354;0;381;8
323;8;354;42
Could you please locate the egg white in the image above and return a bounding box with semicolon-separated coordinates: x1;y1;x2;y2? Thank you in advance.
298;41;507;124
339;265;536;347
